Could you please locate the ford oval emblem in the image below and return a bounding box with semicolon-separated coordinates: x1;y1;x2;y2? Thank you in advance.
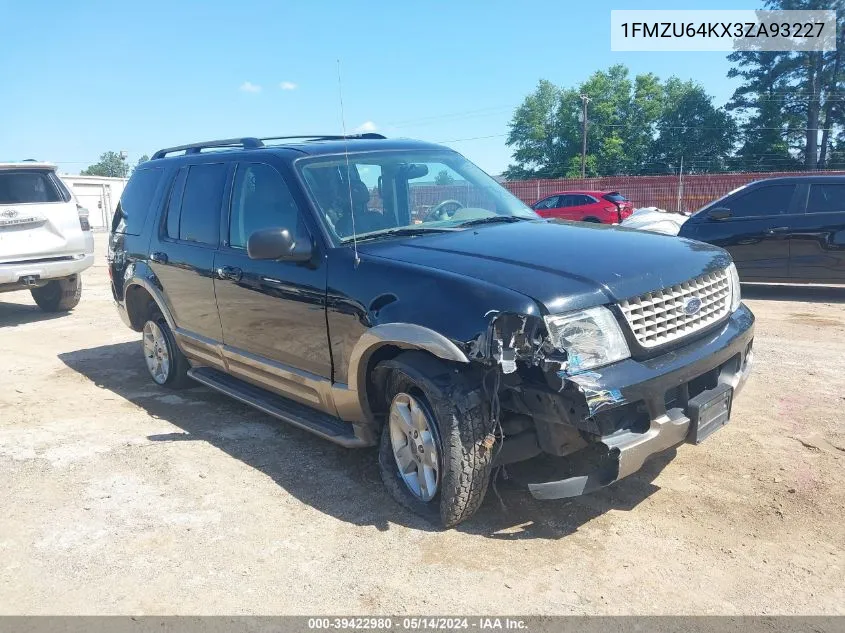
684;297;703;315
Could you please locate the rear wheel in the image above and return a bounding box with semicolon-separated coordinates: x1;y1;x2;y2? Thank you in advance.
30;276;82;312
376;352;493;528
142;311;190;388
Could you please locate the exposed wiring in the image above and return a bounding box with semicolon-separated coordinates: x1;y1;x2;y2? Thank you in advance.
482;367;508;510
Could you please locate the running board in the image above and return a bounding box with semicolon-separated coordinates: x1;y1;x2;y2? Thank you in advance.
187;367;369;448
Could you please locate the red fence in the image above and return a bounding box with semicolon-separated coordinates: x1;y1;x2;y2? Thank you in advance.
503;171;845;212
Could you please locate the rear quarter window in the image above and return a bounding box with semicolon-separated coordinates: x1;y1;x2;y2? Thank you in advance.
0;170;64;204
113;168;165;235
807;183;845;213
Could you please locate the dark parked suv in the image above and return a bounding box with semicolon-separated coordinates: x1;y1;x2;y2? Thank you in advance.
109;135;754;527
679;176;845;283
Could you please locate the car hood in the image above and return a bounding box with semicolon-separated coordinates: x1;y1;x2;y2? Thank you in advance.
358;220;731;313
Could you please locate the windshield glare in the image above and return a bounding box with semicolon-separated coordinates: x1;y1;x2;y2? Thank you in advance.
298;151;538;243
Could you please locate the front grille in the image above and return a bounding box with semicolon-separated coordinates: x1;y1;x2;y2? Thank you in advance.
618;269;731;348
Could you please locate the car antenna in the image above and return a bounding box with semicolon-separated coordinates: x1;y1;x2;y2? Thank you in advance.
336;59;360;268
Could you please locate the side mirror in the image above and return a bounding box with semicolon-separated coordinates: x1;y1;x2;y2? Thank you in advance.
246;227;312;262
707;207;732;221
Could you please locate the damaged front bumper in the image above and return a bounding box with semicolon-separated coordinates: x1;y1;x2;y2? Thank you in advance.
523;304;754;500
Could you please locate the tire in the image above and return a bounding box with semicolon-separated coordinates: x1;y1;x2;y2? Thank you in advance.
30;276;82;312
376;352;493;528
141;310;191;388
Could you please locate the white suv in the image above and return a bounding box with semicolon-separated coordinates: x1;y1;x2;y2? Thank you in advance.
0;162;95;311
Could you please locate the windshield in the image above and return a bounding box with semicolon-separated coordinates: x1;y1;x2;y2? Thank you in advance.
692;184;750;214
297;150;538;244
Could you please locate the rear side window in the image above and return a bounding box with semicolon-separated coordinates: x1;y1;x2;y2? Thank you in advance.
603;192;627;203
178;163;226;245
727;184;796;218
807;184;845;214
113;168;164;235
0;170;63;204
563;195;587;207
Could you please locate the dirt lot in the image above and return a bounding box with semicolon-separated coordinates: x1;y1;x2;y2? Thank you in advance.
1;235;843;615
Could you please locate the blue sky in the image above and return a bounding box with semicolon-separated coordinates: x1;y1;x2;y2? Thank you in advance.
1;0;759;176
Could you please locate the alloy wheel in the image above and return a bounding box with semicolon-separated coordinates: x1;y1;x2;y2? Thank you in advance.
388;392;440;502
142;321;170;385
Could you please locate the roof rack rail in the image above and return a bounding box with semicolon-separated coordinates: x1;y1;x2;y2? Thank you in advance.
259;133;387;143
151;137;264;160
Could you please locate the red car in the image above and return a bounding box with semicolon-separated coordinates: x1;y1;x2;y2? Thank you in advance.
531;190;633;224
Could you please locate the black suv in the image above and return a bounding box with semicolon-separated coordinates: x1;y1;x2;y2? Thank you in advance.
109;135;754;527
679;176;845;283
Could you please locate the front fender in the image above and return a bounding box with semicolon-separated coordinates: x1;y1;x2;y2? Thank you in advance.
327;249;547;425
347;322;469;391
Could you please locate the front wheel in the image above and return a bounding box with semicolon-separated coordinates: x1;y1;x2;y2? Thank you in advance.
376;352;493;528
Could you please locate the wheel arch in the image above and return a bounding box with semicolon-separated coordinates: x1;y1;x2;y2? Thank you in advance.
124;278;176;332
343;324;471;426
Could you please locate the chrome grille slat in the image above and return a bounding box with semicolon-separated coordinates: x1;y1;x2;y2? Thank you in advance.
619;269;731;348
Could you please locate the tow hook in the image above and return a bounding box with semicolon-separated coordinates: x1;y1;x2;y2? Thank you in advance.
19;275;39;287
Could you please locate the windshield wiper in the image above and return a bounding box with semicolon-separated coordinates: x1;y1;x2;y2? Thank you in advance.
343;226;460;244
456;215;531;228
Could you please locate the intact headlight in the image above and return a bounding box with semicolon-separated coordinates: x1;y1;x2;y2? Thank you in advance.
543;306;630;373
727;262;742;312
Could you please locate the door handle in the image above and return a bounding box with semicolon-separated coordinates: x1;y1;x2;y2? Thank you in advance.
150;251;168;264
766;227;790;235
216;266;242;281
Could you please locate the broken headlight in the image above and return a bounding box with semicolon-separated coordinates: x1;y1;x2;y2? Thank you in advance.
727;262;741;312
543;306;630;373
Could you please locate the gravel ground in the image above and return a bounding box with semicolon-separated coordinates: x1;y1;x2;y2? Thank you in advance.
0;235;843;615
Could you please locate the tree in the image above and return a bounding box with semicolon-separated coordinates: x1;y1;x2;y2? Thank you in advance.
727;51;802;171
726;0;845;171
434;169;455;185
503;80;569;179
650;78;737;174
81;151;129;178
819;10;845;167
504;66;733;178
828;132;845;168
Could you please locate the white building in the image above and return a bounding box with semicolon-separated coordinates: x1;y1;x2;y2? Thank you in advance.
59;174;127;230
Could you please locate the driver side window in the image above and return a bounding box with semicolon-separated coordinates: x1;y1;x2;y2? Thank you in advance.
229;163;302;249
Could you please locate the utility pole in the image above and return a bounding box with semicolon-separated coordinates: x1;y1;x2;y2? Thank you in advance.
676;156;684;213
580;94;591;179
